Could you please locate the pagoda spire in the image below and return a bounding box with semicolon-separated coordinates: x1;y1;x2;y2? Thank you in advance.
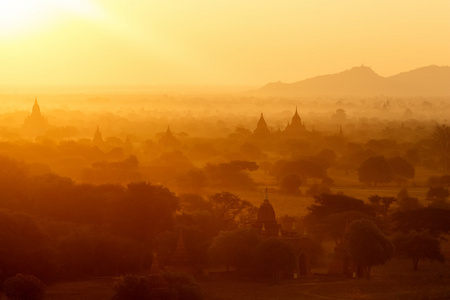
93;125;104;144
150;252;161;275
32;97;41;115
264;187;269;203
149;252;170;291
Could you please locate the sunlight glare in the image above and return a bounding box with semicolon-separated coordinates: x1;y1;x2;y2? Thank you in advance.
0;0;103;39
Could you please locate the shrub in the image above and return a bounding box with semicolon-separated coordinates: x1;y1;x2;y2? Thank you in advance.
113;274;177;300
113;275;151;300
3;274;45;300
163;272;203;300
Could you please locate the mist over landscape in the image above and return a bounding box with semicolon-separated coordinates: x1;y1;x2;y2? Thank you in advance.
1;1;450;300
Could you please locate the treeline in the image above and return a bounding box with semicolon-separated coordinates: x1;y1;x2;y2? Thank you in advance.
0;123;448;195
0;155;257;283
207;185;450;280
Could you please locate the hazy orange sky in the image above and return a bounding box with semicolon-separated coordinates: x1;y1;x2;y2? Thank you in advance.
1;1;449;87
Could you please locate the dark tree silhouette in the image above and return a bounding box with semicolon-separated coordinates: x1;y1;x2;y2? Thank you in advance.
426;187;449;202
396;188;422;211
321;211;374;245
387;156;415;179
358;156;393;186
110;182;179;242
208;228;261;272
270;158;328;182
307;193;375;220
253;238;296;282
209;192;252;230
392;207;450;235
432;124;450;171
179;193;211;213
0;211;57;280
345;219;394;279
393;231;445;271
3;274;45;300
204;161;258;190
368;195;397;217
305;183;332;197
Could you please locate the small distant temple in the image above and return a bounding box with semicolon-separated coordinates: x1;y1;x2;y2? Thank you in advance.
283;107;306;137
252;107;307;139
149;252;170;292
92;126;104;147
253;189;313;277
159;126;180;150
165;230;192;273
253;113;271;139
22;98;49;137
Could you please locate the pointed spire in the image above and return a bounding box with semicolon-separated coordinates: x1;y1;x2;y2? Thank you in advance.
254;113;270;137
166;126;172;135
261;223;266;233
93;126;104;144
293;106;301;119
150;252;161;275
344;219;350;232
149;252;170;291
32;97;41;115
264;187;269;203
302;228;308;237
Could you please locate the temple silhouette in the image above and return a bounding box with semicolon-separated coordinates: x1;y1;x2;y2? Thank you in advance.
252;107;307;140
253;189;313;277
22;98;49;137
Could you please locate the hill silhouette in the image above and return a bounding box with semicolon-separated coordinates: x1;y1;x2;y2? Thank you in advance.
252;65;450;97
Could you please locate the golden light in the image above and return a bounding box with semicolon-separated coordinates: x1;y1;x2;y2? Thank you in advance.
0;0;103;39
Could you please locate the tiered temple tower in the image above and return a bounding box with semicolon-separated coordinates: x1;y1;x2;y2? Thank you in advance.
159;126;180;150
252;113;271;139
253;188;280;236
253;189;313;277
22;98;49;136
284;107;306;137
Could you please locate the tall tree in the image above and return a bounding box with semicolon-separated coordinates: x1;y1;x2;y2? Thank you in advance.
208;228;261;272
387;156;415;180
345;219;394;279
209;192;252;231
432;124;450;171
358;156;393;186
393;231;445;271
253;238;296;282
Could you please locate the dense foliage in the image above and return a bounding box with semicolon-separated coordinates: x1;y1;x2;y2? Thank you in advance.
3;274;45;300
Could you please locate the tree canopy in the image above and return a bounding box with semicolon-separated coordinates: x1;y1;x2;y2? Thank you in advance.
253;238;296;282
208;228;261;272
393;231;445;271
358;156;393;186
345;219;394;279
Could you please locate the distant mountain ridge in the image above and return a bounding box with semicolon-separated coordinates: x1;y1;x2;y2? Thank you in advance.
252;65;450;97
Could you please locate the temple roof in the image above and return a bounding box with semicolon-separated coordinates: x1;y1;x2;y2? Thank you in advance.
253;113;270;136
32;98;41;115
257;188;276;223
